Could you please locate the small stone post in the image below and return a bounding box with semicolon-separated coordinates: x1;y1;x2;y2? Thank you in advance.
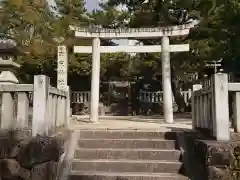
192;84;202;129
64;85;71;127
233;91;240;132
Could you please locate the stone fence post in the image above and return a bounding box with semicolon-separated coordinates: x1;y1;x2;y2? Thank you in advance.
192;84;202;129
32;75;50;136
64;86;71;128
192;73;230;141
213;73;230;141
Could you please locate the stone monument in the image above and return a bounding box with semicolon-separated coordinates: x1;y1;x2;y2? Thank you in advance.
0;35;21;84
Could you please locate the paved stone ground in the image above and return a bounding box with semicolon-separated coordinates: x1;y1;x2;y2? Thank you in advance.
70;114;192;131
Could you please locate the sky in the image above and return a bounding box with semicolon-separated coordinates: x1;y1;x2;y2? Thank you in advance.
85;0;101;11
47;0;101;11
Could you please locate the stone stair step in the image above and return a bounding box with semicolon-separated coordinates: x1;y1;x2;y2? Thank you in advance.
71;159;183;173
78;139;176;149
75;148;181;161
79;130;176;140
69;171;188;180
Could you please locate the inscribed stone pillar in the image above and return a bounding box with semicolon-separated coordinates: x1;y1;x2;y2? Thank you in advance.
57;46;70;127
192;84;202;128
57;46;68;90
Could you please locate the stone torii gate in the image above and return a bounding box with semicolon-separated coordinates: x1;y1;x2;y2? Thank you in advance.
71;23;197;123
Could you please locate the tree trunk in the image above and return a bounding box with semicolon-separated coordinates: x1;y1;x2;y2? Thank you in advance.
170;68;187;113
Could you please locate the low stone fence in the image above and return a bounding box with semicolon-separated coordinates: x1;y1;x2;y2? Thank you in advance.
71;89;192;115
0;75;72;180
71;90;192;105
192;73;240;141
0;75;70;136
138;89;192;105
72;91;90;104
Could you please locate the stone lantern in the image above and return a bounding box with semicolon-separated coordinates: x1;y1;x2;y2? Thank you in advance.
0;35;21;84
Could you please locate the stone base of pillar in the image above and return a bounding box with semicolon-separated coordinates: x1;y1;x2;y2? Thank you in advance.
0;71;19;84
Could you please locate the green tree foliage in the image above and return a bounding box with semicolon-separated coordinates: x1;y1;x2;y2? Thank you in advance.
90;3;129;28
104;0;240;75
0;0;55;55
53;0;88;37
53;0;91;78
0;0;93;86
53;0;99;90
1;0;240;89
0;0;57;82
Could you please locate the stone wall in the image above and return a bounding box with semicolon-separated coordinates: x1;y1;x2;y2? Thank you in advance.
195;140;233;180
0;129;70;180
178;131;240;180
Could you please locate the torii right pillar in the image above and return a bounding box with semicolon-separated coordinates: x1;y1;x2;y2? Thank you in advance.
161;36;174;123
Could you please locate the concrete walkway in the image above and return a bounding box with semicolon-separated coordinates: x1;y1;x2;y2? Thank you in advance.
70;114;192;131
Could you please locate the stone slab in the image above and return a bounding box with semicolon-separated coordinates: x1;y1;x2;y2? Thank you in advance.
75;148;181;161
70;171;188;180
79;130;177;140
78;139;176;149
71;159;183;173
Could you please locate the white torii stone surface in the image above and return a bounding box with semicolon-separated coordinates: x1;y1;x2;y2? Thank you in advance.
72;23;198;124
75;29;190;39
161;36;173;123
71;22;198;39
90;37;101;123
74;44;189;53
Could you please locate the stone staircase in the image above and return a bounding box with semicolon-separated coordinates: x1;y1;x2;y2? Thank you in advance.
69;130;188;180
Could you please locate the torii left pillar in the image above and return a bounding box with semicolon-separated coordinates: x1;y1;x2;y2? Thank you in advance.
90;37;101;123
161;36;174;123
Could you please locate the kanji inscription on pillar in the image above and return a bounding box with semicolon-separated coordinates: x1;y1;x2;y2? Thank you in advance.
57;46;68;90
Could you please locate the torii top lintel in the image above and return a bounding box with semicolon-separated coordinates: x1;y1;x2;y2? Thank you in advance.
71;21;198;39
